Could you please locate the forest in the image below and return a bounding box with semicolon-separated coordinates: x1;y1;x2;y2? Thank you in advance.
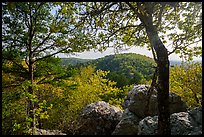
2;53;202;135
2;2;202;135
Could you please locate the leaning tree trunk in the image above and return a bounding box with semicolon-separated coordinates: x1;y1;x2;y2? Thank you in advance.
146;26;170;135
125;2;170;134
155;42;170;135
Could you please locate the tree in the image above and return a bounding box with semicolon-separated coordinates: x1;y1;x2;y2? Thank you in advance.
170;61;202;109
74;2;202;135
2;2;91;134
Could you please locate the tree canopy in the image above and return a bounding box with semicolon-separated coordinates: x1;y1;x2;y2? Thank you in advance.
2;2;92;63
72;2;202;60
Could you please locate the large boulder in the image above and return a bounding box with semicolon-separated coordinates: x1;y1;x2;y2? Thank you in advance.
113;84;188;135
76;101;123;135
123;84;187;118
138;106;202;135
112;108;140;135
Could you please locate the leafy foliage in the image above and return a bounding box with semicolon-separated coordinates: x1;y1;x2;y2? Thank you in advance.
2;2;90;61
2;57;125;134
74;2;202;135
2;2;93;134
74;2;202;61
170;61;202;108
40;65;124;133
2;77;53;135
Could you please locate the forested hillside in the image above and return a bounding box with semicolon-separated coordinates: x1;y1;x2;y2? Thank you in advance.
62;53;156;87
91;53;156;87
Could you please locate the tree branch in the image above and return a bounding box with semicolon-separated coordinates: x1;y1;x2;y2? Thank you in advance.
34;43;55;56
89;2;117;17
33;32;52;53
168;39;202;55
33;46;71;63
126;2;145;24
36;74;55;84
2;83;24;89
156;4;165;28
145;66;158;116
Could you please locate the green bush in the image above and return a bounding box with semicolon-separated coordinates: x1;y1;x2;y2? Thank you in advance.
170;61;202;109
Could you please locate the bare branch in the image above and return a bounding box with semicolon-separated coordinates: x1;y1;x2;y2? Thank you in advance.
34;43;56;56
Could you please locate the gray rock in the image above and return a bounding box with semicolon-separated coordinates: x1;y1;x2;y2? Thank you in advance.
112;109;140;135
76;101;123;135
138;106;202;135
123;84;187;118
113;84;188;135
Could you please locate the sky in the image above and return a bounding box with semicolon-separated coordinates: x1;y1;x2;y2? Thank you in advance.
57;46;202;61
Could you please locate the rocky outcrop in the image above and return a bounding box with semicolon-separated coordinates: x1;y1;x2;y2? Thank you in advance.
29;128;66;135
113;84;188;135
123;84;187;118
76;101;123;135
76;85;192;135
138;106;202;135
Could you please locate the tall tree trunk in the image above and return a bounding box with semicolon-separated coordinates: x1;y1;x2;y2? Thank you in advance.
145;27;170;135
27;6;36;134
28;49;36;135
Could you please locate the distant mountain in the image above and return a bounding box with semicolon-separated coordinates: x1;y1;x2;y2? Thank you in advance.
60;58;93;66
60;56;201;68
91;53;156;87
60;53;156;87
